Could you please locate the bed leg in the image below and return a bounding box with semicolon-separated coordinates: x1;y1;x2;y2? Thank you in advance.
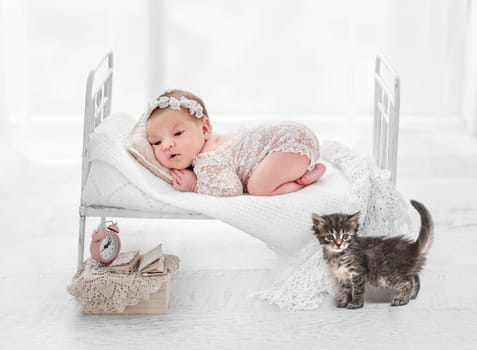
78;215;86;270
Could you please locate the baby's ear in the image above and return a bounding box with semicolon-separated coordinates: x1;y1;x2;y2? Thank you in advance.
201;117;211;138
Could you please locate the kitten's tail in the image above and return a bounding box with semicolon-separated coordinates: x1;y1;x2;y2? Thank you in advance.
411;200;434;255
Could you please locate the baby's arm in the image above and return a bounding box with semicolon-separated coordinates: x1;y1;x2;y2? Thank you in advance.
170;169;197;193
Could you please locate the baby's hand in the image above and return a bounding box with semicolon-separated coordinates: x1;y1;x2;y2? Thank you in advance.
170;169;198;193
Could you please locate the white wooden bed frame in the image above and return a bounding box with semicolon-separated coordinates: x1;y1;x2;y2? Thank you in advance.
77;52;400;269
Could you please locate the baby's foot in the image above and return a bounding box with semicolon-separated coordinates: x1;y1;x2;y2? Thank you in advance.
296;163;326;186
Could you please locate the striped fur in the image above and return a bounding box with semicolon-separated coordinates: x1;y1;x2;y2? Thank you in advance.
312;200;433;309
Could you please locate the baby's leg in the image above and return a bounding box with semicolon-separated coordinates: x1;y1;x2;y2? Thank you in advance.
247;152;324;196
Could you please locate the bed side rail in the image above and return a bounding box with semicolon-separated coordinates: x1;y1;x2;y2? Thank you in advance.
80;51;114;199
373;54;400;184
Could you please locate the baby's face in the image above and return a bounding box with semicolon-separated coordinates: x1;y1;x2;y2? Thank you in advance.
147;108;209;169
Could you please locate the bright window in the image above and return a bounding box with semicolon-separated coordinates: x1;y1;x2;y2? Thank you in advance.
0;0;468;123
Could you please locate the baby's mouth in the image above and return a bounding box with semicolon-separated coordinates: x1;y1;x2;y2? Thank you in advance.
170;153;180;159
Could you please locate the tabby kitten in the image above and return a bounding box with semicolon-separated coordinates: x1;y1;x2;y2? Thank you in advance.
312;200;433;309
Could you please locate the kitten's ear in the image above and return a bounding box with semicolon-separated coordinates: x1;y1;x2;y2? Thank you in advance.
348;212;360;222
312;213;326;226
347;212;360;231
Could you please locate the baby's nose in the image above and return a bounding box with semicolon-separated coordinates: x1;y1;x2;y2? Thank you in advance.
161;139;174;150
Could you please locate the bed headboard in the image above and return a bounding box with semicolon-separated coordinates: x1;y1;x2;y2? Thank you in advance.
80;51;113;195
373;55;400;184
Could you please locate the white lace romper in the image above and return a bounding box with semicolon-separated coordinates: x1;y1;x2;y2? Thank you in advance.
192;122;320;197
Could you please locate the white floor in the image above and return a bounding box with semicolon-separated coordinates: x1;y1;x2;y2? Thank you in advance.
1;116;477;350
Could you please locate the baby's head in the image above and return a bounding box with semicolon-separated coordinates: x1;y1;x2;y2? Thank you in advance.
146;90;211;170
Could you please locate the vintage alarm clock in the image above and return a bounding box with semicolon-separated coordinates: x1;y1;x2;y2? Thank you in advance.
90;221;121;265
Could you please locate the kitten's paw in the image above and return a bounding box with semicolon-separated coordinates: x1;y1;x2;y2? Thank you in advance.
391;297;409;306
346;302;364;310
410;289;419;300
336;300;348;308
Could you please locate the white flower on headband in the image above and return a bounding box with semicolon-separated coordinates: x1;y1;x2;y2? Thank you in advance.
158;96;170;109
145;95;204;119
168;97;181;110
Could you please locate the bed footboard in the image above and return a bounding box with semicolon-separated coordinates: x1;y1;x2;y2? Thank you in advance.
373;54;400;184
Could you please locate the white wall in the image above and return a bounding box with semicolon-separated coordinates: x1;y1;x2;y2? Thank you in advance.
165;0;468;118
0;0;6;130
0;0;470;122
463;0;477;136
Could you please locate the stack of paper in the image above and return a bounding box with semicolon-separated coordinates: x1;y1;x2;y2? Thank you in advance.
138;244;167;276
108;250;141;273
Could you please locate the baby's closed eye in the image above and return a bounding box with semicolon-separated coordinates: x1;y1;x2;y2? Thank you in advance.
151;130;184;146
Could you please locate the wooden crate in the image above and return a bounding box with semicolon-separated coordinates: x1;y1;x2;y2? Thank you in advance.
84;279;171;315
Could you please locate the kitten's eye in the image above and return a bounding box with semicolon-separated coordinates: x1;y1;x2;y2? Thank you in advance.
326;234;334;241
343;234;350;240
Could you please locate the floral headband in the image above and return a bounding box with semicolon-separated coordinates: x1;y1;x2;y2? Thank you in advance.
144;95;204;120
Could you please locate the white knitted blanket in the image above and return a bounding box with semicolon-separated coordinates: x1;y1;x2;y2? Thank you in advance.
86;113;412;309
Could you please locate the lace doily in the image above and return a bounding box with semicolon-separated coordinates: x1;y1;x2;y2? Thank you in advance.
67;255;180;312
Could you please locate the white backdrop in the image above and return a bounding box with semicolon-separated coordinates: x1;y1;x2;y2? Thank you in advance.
0;0;469;122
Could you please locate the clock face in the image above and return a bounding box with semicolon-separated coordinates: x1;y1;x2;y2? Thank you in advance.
99;235;120;261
